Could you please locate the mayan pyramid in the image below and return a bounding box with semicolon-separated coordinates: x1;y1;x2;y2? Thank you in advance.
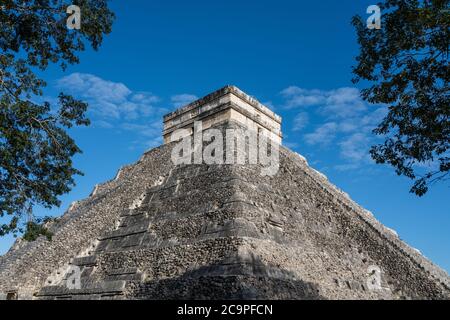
0;86;448;300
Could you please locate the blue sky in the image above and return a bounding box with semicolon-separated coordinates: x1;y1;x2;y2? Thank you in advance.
1;0;448;273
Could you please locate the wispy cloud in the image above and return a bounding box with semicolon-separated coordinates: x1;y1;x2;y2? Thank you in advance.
171;94;198;108
338;133;371;163
304;122;337;146
281;86;388;171
57;73;166;150
281;86;367;117
121;123;163;149
292;112;309;131
120;122;162;143
281;86;326;108
57;73;161;121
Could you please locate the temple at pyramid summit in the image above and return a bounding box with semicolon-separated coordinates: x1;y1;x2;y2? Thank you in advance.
0;85;448;300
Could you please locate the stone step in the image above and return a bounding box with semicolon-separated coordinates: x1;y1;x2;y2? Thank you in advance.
106;268;145;281
37;280;126;298
97;233;145;252
108;267;139;275
71;255;97;267
99;223;149;240
119;214;149;228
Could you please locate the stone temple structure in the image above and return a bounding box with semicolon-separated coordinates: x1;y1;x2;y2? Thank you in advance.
0;86;448;300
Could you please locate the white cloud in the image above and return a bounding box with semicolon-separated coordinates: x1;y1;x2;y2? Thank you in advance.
94;120;114;129
171;94;198;108
57;73;131;102
325;87;361;105
121;122;162;138
57;73;160;120
131;92;160;105
292;112;309;131
321;87;367;119
57;73;165;150
338;133;371;163
282;86;388;171
333;163;361;172
281;86;367;118
281;86;326;108
304;122;337;146
338;120;359;133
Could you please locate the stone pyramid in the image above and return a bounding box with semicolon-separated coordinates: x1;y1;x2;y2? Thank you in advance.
0;86;448;300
